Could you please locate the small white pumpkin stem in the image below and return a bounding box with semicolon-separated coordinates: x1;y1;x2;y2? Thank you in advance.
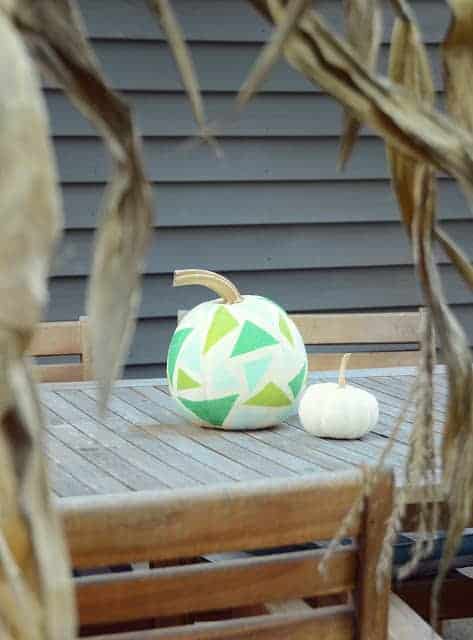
173;269;243;304
338;353;352;387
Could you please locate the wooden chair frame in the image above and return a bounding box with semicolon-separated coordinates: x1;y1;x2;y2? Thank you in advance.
57;468;437;639
28;316;92;382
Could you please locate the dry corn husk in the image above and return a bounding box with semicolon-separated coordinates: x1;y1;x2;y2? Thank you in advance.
442;0;473;134
14;0;153;411
338;0;382;168
0;5;75;638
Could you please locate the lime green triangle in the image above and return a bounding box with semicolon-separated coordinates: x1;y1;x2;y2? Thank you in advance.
289;364;307;399
279;314;294;346
167;328;193;386
180;394;239;426
177;369;201;391
245;382;291;407
204;306;239;354
231;321;278;358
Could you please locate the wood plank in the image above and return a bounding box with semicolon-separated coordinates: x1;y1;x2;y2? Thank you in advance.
55;390;201;488
307;351;420;371
46;435;126;494
86;606;354;640
60;470;365;568
29;320;81;355
76;547;356;624
292;312;421;345
34;362;84;383
46;455;95;498
356;471;394;640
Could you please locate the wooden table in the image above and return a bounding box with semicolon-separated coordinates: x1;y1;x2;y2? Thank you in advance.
41;366;447;499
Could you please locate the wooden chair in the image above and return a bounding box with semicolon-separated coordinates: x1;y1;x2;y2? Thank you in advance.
59;468;437;638
178;308;427;371
290;309;427;371
28;316;92;382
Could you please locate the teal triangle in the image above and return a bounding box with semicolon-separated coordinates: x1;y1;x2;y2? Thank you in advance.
213;367;240;393
244;356;272;392
180;394;239;427
289;364;307;399
167;328;193;387
231;321;278;358
179;328;201;376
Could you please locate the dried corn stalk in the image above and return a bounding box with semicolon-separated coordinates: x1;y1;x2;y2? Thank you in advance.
13;0;153;411
339;0;382;168
443;0;473;134
0;4;75;638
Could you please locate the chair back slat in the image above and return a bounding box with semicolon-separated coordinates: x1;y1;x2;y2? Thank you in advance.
28;316;92;381
76;547;356;625
64;469;394;640
61;471;365;569
291;312;421;345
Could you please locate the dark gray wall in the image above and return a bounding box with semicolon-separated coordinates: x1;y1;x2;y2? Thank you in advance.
44;0;473;377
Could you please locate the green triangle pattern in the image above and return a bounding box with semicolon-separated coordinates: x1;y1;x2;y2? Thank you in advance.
167;328;193;387
289;364;307;399
204;306;239;354
244;356;272;392
245;382;291;407
177;369;201;391
180;394;239;426
279;314;294;346
231;321;278;358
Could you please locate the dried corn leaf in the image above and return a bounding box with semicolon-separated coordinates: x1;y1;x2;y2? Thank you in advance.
442;0;473;133
0;7;76;638
14;0;153;410
339;0;381;168
238;0;312;108
386;7;435;233
148;0;214;146
246;0;473;204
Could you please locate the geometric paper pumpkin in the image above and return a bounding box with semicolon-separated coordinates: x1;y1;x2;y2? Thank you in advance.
167;269;308;430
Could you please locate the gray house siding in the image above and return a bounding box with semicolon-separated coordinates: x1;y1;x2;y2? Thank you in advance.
45;0;473;377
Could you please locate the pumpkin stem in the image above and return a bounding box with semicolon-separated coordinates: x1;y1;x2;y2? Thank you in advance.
338;353;352;387
173;269;243;304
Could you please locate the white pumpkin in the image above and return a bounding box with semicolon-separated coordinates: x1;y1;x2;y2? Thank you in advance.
167;269;307;430
298;354;378;439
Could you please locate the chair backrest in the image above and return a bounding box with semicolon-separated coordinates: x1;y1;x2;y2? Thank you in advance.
28;316;92;382
60;469;394;639
291;310;426;370
178;308;427;371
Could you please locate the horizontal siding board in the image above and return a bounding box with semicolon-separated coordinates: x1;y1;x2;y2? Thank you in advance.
60;179;468;230
47;263;473;322
42;42;444;93
78;0;449;44
54;137;421;183
50;221;473;277
46;90;446;138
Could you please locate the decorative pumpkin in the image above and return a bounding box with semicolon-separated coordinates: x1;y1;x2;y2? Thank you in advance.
298;354;378;439
167;269;308;430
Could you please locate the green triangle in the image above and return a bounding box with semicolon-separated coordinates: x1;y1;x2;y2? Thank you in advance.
177;369;201;391
167;328;193;387
289;364;307;399
231;321;278;358
279;314;294;346
245;382;291;407
204;306;239;354
180;394;239;427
